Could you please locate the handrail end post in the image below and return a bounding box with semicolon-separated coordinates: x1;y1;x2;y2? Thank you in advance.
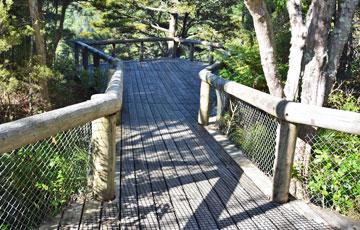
91;94;117;201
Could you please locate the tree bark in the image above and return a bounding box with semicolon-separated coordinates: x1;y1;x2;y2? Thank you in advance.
322;0;359;95
28;0;49;101
284;0;307;101
168;13;178;57
300;0;336;106
244;0;284;98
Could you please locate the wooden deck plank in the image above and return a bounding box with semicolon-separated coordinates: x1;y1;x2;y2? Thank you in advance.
129;65;160;229
79;200;101;229
119;66;140;229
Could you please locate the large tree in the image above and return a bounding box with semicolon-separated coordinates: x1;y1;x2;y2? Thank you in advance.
245;0;359;106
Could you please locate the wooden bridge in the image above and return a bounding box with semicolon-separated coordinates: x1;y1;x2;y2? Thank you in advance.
1;37;359;229
41;59;330;229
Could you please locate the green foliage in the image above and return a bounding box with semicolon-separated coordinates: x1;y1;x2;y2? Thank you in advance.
216;39;268;92
307;91;360;219
308;130;360;218
0;132;89;227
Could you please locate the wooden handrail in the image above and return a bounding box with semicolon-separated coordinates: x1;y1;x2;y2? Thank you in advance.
174;37;224;49
0;60;123;155
84;37;224;49
75;41;118;64
199;68;360;135
75;37;224;65
0;95;120;154
85;37;174;46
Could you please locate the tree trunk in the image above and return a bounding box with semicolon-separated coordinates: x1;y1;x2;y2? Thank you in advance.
293;0;358;201
28;0;49;101
284;0;307;101
48;1;70;66
336;33;353;81
168;13;178;57
181;12;189;38
300;0;335;107
322;0;359;95
244;0;284;98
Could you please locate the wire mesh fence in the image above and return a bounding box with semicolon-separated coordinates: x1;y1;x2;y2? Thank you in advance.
215;91;359;219
291;129;360;220
217;93;278;177
0;123;92;229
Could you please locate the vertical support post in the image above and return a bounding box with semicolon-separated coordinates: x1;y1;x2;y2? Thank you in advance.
215;89;223;121
112;43;116;57
74;43;80;72
272;121;298;203
189;44;194;61
140;42;145;61
93;54;100;69
91;95;117;201
172;40;178;58
208;46;214;64
82;48;89;70
198;80;211;125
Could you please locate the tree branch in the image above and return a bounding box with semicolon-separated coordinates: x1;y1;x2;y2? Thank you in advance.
244;0;284;97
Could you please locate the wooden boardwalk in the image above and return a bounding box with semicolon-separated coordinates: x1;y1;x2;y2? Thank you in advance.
47;59;331;229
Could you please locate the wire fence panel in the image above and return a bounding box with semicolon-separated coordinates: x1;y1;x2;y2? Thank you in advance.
0;123;92;229
217;94;278;177
292;129;360;220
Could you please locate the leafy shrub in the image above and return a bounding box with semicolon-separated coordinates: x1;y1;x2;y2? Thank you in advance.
308;130;360;219
0;130;90;228
216;39;268;92
307;90;360;219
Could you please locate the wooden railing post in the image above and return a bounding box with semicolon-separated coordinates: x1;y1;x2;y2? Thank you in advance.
198;79;211;125
208;46;214;64
272;121;298;203
93;54;100;69
112;43;116;57
172;40;178;58
189;44;194;61
82;47;89;70
140;42;145;61
91;95;117;201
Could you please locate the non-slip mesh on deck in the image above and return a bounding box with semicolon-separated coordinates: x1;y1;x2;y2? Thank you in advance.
292;130;360;220
218;94;278;177
0;124;92;229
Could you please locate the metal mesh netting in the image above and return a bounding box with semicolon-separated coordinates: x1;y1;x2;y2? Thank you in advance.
292;129;360;220
217;94;278;177
0;124;92;229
